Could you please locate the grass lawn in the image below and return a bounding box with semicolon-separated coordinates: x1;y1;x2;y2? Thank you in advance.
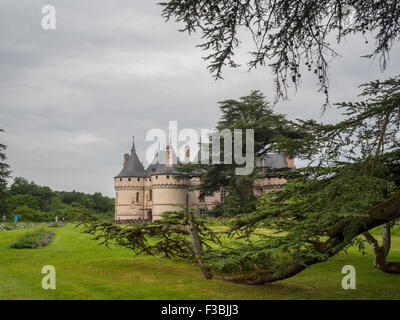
0;223;399;300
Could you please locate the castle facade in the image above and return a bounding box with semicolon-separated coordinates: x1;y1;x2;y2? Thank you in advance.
114;138;294;221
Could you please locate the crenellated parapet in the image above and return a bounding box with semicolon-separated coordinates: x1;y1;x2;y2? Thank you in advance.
151;184;189;189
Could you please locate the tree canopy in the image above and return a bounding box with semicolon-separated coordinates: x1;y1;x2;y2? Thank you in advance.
177;90;304;216
0;129;11;217
205;75;400;283
1;176;115;222
160;0;400;102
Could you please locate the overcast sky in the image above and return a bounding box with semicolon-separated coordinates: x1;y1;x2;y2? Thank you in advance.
1;1;399;196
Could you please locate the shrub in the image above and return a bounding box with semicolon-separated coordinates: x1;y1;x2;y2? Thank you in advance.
12;205;44;222
8;228;55;249
0;222;36;232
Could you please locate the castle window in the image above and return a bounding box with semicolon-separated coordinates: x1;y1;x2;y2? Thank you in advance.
150;190;152;200
137;178;140;181
200;208;206;214
221;190;227;203
156;176;158;179
199;193;205;203
136;192;139;202
186;193;189;204
128;178;131;181
120;178;122;181
167;175;170;179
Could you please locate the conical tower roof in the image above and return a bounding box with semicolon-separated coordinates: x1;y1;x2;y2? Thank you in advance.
115;137;145;178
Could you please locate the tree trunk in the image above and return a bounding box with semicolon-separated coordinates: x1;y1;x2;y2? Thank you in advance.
363;229;400;273
382;222;391;258
187;210;213;279
226;191;400;284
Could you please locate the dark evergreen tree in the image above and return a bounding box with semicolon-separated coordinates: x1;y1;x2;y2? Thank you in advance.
78;205;219;279
203;76;400;283
0;129;11;217
160;0;400;102
177;90;304;216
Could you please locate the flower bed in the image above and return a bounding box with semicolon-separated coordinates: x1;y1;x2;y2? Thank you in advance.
47;222;66;228
0;222;36;232
8;228;55;249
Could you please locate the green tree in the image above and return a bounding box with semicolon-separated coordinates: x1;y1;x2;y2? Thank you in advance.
9;177;32;195
9;177;52;210
79;194;96;211
12;205;44;222
160;0;400;101
178;90;304;216
219;176;258;217
7;194;39;212
91;192;114;213
57;190;114;215
203;76;400;283
0;129;11;217
58;190;83;204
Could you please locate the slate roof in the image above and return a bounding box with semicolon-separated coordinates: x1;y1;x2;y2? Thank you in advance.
115;140;290;178
256;153;289;169
193;149;290;169
114;138;146;178
191;142;290;169
145;147;181;177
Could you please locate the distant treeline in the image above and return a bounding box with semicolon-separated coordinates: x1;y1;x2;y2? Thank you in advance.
1;177;114;222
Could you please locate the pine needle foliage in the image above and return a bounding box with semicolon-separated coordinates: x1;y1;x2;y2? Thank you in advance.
203;76;400;283
77;204;220;262
160;0;400;102
0;129;11;216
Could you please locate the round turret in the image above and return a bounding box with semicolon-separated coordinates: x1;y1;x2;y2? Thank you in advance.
114;137;146;221
150;174;188;220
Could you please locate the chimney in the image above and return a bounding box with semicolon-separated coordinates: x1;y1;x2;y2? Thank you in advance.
123;153;129;166
185;145;190;163
131;136;136;154
286;154;295;169
166;145;172;167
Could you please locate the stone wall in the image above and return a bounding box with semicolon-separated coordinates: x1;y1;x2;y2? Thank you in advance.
114;175;286;221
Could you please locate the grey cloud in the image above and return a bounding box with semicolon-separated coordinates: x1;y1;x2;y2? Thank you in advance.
0;1;399;196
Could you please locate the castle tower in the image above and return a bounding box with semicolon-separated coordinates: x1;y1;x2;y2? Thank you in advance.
114;137;146;221
146;146;188;220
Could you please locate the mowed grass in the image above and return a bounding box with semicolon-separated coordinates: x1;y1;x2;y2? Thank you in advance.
0;224;399;300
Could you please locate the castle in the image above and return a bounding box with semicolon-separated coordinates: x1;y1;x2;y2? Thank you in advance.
114;138;294;221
